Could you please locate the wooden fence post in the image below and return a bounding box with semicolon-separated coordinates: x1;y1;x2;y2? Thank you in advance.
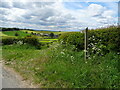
85;27;88;60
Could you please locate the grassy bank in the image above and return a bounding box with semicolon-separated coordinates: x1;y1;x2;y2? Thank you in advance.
2;43;120;88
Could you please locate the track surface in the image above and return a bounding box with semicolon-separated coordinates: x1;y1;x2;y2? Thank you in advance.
1;65;38;88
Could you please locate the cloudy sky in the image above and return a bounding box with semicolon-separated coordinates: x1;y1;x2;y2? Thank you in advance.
0;0;119;31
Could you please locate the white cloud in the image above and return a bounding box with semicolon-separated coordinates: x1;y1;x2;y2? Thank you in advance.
87;4;106;17
0;1;118;31
102;10;115;18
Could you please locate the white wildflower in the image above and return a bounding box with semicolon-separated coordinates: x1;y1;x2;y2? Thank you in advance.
71;56;74;59
61;52;65;55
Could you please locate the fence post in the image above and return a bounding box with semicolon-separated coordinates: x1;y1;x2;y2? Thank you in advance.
85;27;88;60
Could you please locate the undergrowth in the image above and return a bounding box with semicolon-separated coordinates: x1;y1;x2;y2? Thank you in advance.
2;43;120;88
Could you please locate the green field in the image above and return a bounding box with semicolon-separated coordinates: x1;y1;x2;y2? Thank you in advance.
0;32;8;37
22;30;69;35
2;30;59;44
2;31;31;38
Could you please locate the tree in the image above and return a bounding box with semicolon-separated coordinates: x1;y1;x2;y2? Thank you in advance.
15;32;19;36
49;33;54;38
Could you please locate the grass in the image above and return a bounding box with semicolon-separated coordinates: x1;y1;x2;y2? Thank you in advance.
0;32;16;39
2;31;31;38
0;32;8;37
40;39;58;43
2;43;120;88
40;41;53;43
43;39;58;41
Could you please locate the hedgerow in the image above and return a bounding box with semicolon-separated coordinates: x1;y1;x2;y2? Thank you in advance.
2;36;41;49
59;32;84;51
59;26;120;54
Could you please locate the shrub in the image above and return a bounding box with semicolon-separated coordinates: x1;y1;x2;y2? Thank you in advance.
15;32;19;36
49;33;54;38
2;36;41;49
2;38;17;45
23;36;41;49
59;26;120;54
59;32;84;51
88;26;120;54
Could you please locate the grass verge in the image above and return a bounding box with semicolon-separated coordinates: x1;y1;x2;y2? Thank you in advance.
2;43;120;88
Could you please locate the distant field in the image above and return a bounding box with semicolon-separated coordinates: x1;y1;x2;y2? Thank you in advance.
22;30;69;35
0;32;8;37
1;32;16;39
2;30;59;44
40;39;58;43
2;31;31;38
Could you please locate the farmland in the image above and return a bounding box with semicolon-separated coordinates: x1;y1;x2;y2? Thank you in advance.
1;27;120;88
1;29;66;44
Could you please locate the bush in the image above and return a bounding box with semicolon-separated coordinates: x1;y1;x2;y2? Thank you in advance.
88;26;120;54
59;26;120;53
49;33;54;38
23;36;41;49
59;32;84;51
2;36;41;49
15;32;19;36
2;38;17;45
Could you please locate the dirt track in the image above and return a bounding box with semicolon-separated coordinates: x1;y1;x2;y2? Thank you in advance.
2;64;38;88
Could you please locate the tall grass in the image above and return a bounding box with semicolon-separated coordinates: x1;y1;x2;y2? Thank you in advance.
2;43;120;88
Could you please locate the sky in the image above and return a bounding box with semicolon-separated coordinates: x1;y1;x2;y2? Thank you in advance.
0;0;119;31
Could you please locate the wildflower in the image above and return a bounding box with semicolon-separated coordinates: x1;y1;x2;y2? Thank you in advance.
61;51;65;55
93;39;95;40
17;41;23;45
96;51;99;54
61;40;64;44
63;49;65;51
90;43;94;46
88;37;91;40
98;49;101;51
92;47;96;50
84;50;88;52
93;56;95;58
71;56;74;59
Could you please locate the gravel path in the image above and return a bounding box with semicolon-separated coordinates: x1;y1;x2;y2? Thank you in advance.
1;63;38;88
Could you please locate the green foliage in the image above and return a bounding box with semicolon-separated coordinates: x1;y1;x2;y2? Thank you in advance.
88;26;120;53
15;32;19;36
36;44;120;88
2;36;41;49
49;33;54;38
23;36;41;49
1;27;20;31
59;26;120;54
2;38;17;45
2;26;120;88
2;43;120;88
59;32;84;51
